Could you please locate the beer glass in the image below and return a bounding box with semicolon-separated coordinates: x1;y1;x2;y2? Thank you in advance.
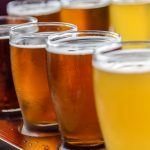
93;41;150;150
7;0;61;22
110;0;150;40
0;16;37;117
60;0;110;30
10;22;77;137
46;31;121;148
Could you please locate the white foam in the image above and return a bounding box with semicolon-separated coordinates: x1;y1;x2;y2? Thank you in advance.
7;1;61;16
0;36;9;39
93;49;150;74
62;0;109;9
111;0;150;5
46;36;115;55
10;37;45;49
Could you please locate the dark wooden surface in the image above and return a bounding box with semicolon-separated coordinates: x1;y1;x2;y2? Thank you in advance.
0;116;106;150
0;117;61;150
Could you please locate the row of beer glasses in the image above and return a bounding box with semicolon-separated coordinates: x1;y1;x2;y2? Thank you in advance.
9;21;121;148
8;20;150;150
6;0;109;30
0;13;121;148
2;1;150;150
7;0;150;41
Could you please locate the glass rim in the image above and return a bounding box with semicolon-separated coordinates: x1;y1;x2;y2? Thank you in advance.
47;30;121;48
92;41;150;73
0;15;37;25
7;0;59;5
61;0;110;8
10;22;77;35
93;40;150;55
0;15;37;38
7;0;61;16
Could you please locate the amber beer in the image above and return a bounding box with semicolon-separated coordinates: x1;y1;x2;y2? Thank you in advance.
7;0;61;22
60;0;109;30
0;37;18;112
0;16;36;115
11;45;57;132
47;52;102;146
10;22;77;137
46;31;120;148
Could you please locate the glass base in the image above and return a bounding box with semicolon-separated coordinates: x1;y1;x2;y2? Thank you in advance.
0;108;22;120
19;123;59;137
59;142;105;150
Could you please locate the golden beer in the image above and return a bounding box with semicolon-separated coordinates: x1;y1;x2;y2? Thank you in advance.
60;0;109;30
7;0;61;22
110;1;150;40
93;46;150;150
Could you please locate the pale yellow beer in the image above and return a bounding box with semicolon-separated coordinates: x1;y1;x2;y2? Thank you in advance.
60;0;109;30
93;44;150;150
110;1;150;40
7;0;61;22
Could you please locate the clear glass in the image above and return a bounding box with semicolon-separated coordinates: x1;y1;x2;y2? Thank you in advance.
0;16;37;118
46;30;121;149
7;0;61;22
60;0;110;30
93;41;150;150
109;0;150;40
9;22;77;137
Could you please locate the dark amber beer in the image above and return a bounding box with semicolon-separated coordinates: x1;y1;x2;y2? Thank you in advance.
7;0;61;22
0;37;18;112
0;16;37;115
10;22;77;137
60;0;109;30
46;31;121;148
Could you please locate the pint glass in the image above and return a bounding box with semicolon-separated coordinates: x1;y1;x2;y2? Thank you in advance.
60;0;109;30
10;22;77;137
46;31;121;148
110;0;150;40
93;41;150;150
7;0;61;22
0;16;37;117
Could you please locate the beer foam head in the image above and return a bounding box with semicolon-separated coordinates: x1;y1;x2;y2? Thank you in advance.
7;1;61;16
47;34;120;55
93;49;150;73
10;35;46;48
61;0;109;9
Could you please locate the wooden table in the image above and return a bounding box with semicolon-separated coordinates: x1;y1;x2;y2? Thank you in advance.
0;115;105;150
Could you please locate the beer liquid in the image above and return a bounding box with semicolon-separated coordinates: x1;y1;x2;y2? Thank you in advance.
60;1;109;30
93;49;150;150
0;37;18;111
110;1;150;40
7;1;61;22
47;50;102;146
11;41;56;130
